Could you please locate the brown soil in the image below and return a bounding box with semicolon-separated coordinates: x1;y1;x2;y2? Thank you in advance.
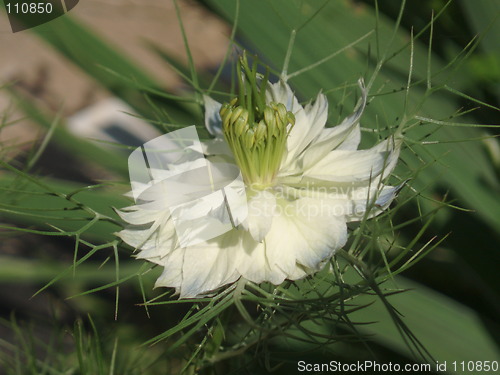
0;0;229;156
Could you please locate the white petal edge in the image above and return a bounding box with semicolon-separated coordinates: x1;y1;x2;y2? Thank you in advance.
303;137;401;183
203;95;223;137
177;229;244;298
296;79;368;171
264;197;348;277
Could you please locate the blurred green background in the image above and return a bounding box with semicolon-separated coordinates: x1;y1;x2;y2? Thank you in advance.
0;0;499;374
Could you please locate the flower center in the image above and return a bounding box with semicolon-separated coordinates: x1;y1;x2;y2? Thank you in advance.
219;55;295;189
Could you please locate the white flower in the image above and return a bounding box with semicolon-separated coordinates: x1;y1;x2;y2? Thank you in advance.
117;61;400;298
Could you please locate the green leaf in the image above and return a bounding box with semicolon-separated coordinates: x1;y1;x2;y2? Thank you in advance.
351;277;500;373
0;171;128;242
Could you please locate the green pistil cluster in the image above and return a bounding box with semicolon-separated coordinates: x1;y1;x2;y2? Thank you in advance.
220;55;295;188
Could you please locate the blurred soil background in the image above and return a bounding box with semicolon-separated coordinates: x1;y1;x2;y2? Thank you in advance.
0;0;229;367
0;0;228;153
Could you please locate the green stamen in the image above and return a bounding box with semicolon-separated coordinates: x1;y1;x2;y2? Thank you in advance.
220;54;295;188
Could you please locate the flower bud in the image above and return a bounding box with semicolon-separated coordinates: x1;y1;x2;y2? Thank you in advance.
218;59;291;187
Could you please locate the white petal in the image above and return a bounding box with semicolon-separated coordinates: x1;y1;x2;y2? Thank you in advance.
117;220;160;250
238;231;287;285
297;80;367;171
298;123;361;173
266;81;310;154
170;214;232;248
312;184;399;222
203;95;223;137
116;227;150;249
169;190;227;221
280;182;400;222
303;137;401;182
282;93;329;169
246;189;276;242
115;206;160;225
177;230;243;298
266;80;301;111
201;138;232;157
293;93;329;152
131;216;177;260
333;79;367;151
344;184;401;222
263;197;347;277
154;248;184;290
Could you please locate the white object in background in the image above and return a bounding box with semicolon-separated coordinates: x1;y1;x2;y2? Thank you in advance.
67;97;161;150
